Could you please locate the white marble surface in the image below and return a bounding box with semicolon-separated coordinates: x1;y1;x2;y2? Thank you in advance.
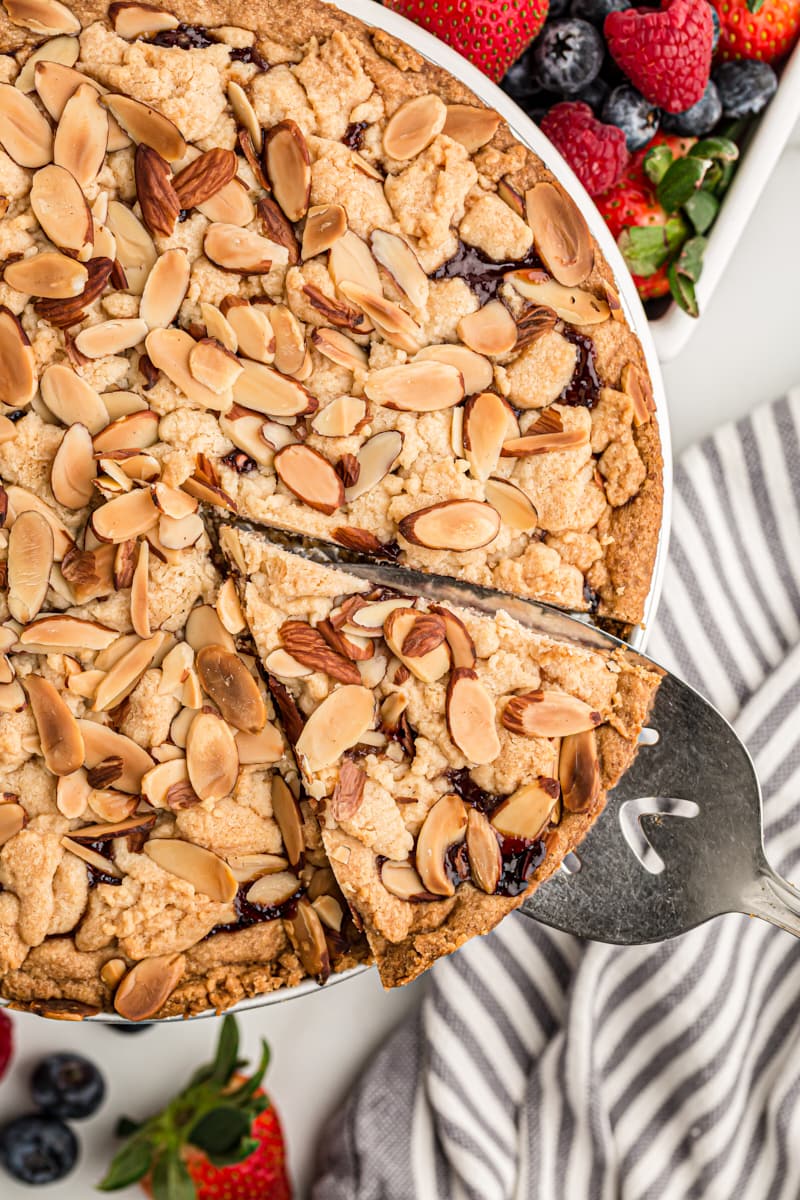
2;128;799;1200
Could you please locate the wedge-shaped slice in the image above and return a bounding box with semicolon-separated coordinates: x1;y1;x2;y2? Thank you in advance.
221;532;662;988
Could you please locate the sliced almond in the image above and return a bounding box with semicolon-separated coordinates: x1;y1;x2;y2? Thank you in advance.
364;360;463;412
54;83;107;187
204;223;288;274
343;430;403;503
329;230;382;295
5;0;80;34
218;407;274;468
311;327;368;373
284;897;330;982
256;194;300;264
56;769;91;818
0;801;25;847
312;894;343;932
491;778;560;839
144;838;237;902
621;362;655;427
380;858;431;901
484;477;538;532
93;409;159;452
92;631;165;712
0;306;37;408
301;203;346;259
399;499;500;552
264;648;312;679
188;338;243;394
70;814;156;841
384;608;449;684
270;775;304;867
145;328;231;411
279;620;361;685
78;720;153;792
559;728;600;813
462;391;518;481
30;164;92;256
141;758;190;808
458;300;517;357
89;788;138;823
502;689;602;738
157;641;194;698
186;711;239;802
263;119;310;222
100;958;128;989
507;271;609;326
129;540;150;638
157;511;203;550
7;509;53;624
201;303;237;353
443;104;501;153
0;83;53;167
24;673;84;775
105;200;157;296
40;365;107;434
4;251;87;299
274;444;343;515
113;952;185;1021
525;182;593;288
347;598;408;635
101;94;186;161
197;177;254;227
172;146;237;209
61;835;121;878
295;684;374;773
134;143;180;238
109;2;179;37
185;605;235;652
226;304;274;365
6;486;72;559
246;869;299;909
311;395;366;439
91;488;159;543
369;229;429;311
233;359;316;418
151;482;198;521
383;94;446;160
0;680;26;711
447;668;500;764
338;281;421;351
430;605;476;670
269;305;307;377
501;426;589;458
19;614;118;652
466;807;501;893
415;792;467;897
74;317;148;359
236;723;284;766
196;646;266;733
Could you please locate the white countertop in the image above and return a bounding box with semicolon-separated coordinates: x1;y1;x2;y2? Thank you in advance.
2;127;799;1200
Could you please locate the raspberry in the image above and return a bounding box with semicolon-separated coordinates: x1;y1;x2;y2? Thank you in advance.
604;0;714;113
540;101;629;195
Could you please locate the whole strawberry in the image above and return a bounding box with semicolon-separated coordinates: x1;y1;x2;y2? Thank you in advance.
540;101;629;194
99;1016;291;1200
605;0;715;112
384;0;550;82
713;0;800;62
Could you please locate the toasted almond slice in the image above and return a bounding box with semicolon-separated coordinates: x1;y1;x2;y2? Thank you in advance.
263;119;310;222
145;328;231;411
56;769;91;818
94;632;138;671
196;645;266;733
204;223;288;274
40;365;108;434
74;317;148;359
138;249;189;333
507;271;609;325
109;1;179;37
92;631;165;711
67;669;108;702
151;482;198;520
329;230;382;295
285;897;330;981
61;835;121;877
559;728;600;813
446;668;500;764
501;428;589;457
311;395;366;439
6;486;72;560
78;720;154;792
338;281;421;350
498;177;524;218
271;775;304;867
232;359;316;418
295;684;374;773
93;410;159;453
185;604;235;652
466;807;501;893
141;758;189;807
226;304;274;365
364;360;463;413
50;423;95;510
525;181;593;288
0;680;26;711
312;894;343;932
458;300;518;357
71;814;157;841
214;578;245;636
383;607;450;684
484;477;538;532
129;540;150;638
226;79;261;152
0;83;53;167
264;648;312;678
428;605;476;671
347;598;408;634
189;338;243;394
7;511;52;623
114;952;185;1021
399;499;500;552
218;407;274;468
380;858;431;901
172;146;238;210
246;869;299;908
5;0;79;33
89;788;138;823
492;778;560;839
256;194;300;264
104;200;157;296
91;488;159;543
197;176;254;227
415;792;467;896
383;94;446;160
4;251;87;299
20;614;118;652
158;641;194;698
54;83;107;187
269;305;307;376
24;673;84;775
235;723;283;766
158;512;204;550
30;164;92;255
186;711;239;801
145;838;237;902
0;306;36;408
100;957;128;989
462;391;518;482
369;229;429;311
301;203;346;259
274;444;343;515
443;103;501;152
260;418;299;452
310;327;368;373
101;94;186;161
621;361;656;427
502;689;602;738
343;429;402;503
201;303;237;352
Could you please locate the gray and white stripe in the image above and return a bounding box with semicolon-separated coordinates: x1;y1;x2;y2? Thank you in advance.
313;388;800;1200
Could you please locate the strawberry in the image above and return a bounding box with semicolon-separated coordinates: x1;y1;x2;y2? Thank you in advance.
99;1016;291;1200
605;0;715;112
383;0;549;83
540;101;629;195
0;1012;12;1082
713;0;800;63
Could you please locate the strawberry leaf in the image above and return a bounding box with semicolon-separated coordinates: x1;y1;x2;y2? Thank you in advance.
210;1014;240;1085
225;1041;270;1104
115;1116;144;1138
747;0;766;14
189;1105;251;1156
206;1136;260;1169
98;1137;154;1191
643;143;673;186
683;190;718;234
689;138;739;165
668;237;707;317
151;1150;196;1200
618;216;688;276
657;157;712;213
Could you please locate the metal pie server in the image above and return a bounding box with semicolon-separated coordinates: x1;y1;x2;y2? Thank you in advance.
257;536;800;946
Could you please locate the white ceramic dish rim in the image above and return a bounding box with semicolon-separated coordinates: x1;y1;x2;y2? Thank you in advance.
3;0;673;1022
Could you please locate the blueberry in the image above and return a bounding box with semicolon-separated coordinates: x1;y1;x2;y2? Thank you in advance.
501;50;545;104
570;0;628;24
662;81;723;136
31;1052;106;1119
574;76;611;112
602;85;660;149
546;0;572;17
0;1115;78;1184
710;4;721;53
531;19;604;94
713;60;778;118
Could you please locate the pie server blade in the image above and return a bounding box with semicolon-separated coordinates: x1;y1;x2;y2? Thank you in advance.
226;528;800;947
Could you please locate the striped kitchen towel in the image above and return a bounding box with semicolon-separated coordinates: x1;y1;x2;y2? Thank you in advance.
312;388;800;1200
